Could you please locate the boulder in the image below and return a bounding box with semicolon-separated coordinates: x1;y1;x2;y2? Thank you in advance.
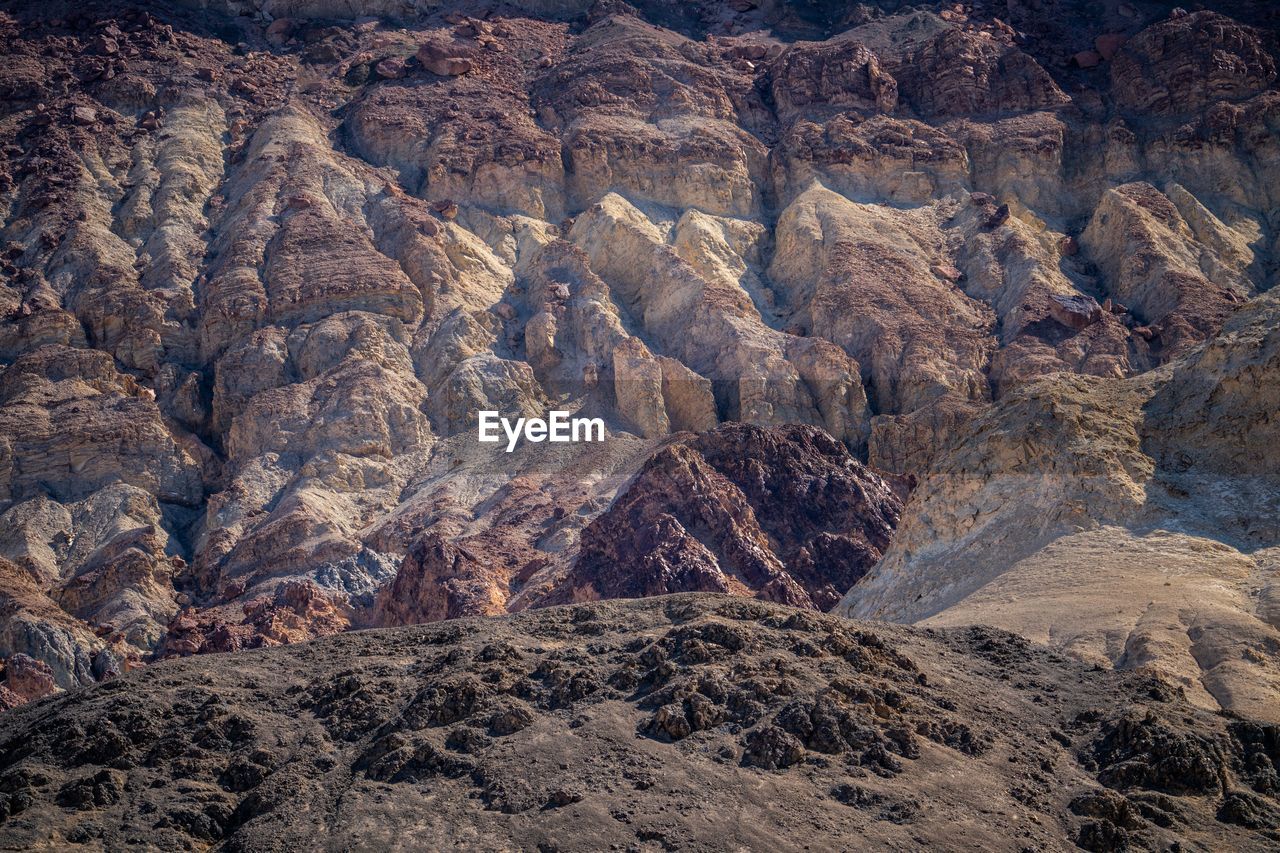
417;40;474;76
374;56;406;79
1048;293;1104;331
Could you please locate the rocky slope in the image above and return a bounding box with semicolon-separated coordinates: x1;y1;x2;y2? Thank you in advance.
837;287;1280;724
552;423;903;611
0;0;1276;737
2;595;1279;850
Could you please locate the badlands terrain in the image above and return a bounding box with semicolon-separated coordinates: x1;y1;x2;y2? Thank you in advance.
3;595;1280;850
0;0;1278;847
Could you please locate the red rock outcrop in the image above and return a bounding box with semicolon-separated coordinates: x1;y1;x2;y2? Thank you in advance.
157;579;350;658
0;652;57;705
370;533;502;626
560;424;901;609
562;443;809;606
691;424;900;602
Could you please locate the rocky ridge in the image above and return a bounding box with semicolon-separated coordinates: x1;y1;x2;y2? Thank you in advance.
559;423;902;611
1;595;1278;850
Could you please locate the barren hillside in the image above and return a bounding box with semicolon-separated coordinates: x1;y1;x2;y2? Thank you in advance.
0;0;1278;846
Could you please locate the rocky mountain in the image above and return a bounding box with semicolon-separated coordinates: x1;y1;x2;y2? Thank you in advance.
3;595;1280;850
0;0;1279;844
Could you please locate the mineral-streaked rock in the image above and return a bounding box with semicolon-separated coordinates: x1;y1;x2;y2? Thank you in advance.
0;347;204;506
0;0;1275;736
561;424;900;610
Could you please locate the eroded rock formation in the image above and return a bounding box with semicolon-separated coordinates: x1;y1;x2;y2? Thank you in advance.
838;291;1280;724
561;424;901;610
0;0;1275;732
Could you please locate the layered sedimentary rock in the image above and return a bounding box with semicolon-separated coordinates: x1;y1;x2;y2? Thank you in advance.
1110;11;1276;117
0;346;204;506
893;26;1071;118
534;14;769;218
0;0;1276;729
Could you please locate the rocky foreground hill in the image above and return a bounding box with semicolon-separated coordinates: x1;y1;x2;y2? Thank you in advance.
1;595;1279;851
0;0;1279;845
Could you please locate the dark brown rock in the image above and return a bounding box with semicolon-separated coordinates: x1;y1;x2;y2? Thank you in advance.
89;35;118;56
265;17;293;46
562;442;806;606
1111;12;1276;115
431;198;459;219
1094;34;1127;61
560;424;900;610
0;596;1273;850
894;29;1069;117
769;41;898;122
1049;294;1104;331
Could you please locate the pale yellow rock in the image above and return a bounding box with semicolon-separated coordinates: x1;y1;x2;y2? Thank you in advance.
770;184;992;415
658;357;718;434
915;527;1279;720
839;293;1280;720
571;192;867;446
612;338;669;439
